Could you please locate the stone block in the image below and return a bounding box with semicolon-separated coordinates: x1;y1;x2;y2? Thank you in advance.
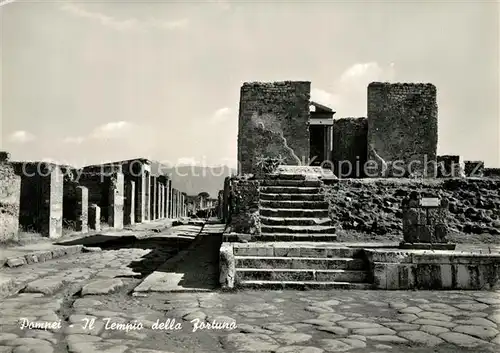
367;83;438;177
75;186;88;233
89;204;101;231
219;243;235;289
108;172;124;229
41;164;63;239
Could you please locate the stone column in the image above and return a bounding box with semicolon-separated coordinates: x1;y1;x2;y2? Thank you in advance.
173;189;178;218
157;182;162;219
125;180;135;225
108;172;124;229
159;184;164;219
163;183;168;218
89;204;101;231
75;186;88;233
144;171;151;221
150;176;157;221
168;180;172;218
135;167;146;223
40;164;63;239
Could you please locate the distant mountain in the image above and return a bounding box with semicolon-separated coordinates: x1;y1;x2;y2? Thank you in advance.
150;162;236;197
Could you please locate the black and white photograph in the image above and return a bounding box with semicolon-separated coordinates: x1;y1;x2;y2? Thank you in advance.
1;0;499;352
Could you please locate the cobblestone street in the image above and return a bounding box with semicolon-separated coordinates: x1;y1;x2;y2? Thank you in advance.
0;223;498;352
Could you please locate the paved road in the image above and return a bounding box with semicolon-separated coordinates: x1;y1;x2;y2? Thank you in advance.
0;224;499;353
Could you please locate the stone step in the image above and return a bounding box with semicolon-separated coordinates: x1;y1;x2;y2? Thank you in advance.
260;200;329;210
257;234;338;242
233;245;363;258
260;179;322;187
260;186;321;194
261;225;336;234
237;280;373;290
235;268;369;283
260;216;332;226
260;193;325;201
260;208;329;218
235;256;366;270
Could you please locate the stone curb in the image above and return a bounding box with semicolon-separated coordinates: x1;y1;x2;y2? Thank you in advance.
2;244;85;268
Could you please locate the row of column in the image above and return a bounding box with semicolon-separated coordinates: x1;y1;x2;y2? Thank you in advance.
130;173;187;224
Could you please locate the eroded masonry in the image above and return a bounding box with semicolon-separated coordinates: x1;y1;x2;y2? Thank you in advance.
0;156;191;241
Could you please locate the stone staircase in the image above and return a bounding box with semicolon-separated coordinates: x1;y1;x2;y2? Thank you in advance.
259;175;337;241
233;243;373;289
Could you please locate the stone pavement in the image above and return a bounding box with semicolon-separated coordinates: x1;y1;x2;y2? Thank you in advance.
0;220;499;352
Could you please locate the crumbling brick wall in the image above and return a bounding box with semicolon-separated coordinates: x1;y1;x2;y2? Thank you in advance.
367;82;438;177
238;81;311;175
0;161;21;242
332;117;368;178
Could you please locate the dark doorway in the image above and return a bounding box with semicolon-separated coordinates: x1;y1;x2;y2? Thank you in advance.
310;125;325;166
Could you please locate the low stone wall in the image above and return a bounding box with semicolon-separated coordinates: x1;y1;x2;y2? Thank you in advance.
366;249;500;290
0;162;21;242
322;178;500;237
228;176;261;235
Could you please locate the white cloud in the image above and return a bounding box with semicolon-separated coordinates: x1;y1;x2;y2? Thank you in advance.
210;107;232;124
90;121;134;139
8;130;35;143
0;0;17;8
62;136;85;144
316;62;396;117
60;3;189;32
310;88;340;108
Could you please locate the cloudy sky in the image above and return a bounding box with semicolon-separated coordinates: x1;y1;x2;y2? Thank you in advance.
1;0;499;168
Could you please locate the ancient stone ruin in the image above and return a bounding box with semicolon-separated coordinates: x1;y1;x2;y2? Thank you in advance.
0;156;190;241
219;80;500;291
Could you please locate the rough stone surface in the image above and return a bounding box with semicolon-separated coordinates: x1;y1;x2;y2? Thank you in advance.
0;160;20;243
332;117;368;178
81;279;124;295
229;178;261;235
323;178;500;237
219;243;235;289
238;81;311;175
367;82;438;178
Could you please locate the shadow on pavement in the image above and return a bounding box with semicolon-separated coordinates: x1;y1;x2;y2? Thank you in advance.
58;234;194;279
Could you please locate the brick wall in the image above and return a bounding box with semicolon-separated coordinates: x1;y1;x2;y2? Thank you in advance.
367;82;438;177
332;117;368;178
238;81;311;175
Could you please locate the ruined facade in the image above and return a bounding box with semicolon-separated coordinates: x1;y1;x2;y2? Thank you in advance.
367;83;438;177
238;81;311;175
0;155;189;241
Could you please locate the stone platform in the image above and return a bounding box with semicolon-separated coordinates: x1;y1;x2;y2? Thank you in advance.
220;242;500;291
